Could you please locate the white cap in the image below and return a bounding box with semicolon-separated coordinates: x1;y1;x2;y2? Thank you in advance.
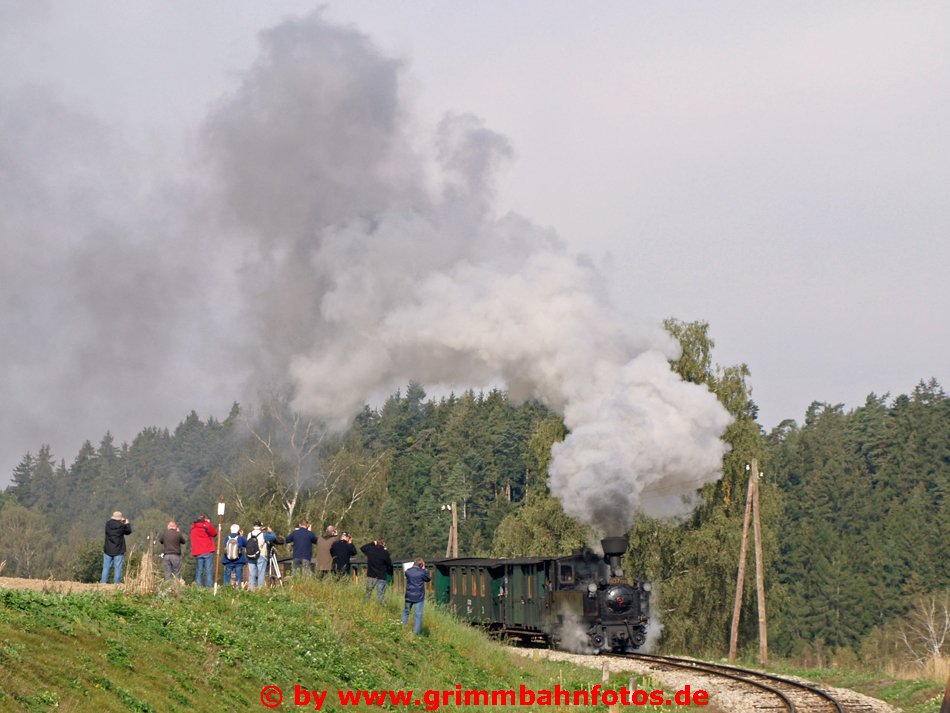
230;524;240;534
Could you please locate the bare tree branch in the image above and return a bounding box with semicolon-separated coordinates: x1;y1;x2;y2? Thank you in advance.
899;592;950;665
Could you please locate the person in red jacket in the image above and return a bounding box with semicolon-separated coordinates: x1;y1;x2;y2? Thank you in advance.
190;515;218;588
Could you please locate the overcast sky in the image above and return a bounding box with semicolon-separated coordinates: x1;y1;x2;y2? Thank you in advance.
1;1;947;485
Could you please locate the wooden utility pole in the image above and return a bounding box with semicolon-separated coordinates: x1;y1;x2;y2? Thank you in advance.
728;467;755;662
751;460;769;665
445;501;459;558
728;460;769;665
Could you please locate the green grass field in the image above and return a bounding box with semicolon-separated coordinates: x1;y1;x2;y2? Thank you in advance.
0;578;658;712
4;576;934;712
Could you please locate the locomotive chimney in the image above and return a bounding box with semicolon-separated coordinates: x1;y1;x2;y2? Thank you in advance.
601;537;628;577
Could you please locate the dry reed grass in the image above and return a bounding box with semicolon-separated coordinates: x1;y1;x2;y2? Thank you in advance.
123;536;159;595
882;654;950;683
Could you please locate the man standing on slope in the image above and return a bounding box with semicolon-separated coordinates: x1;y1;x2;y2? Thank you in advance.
101;511;132;584
190;515;218;589
402;558;431;635
316;525;339;577
331;532;357;576
285;520;318;576
361;538;394;604
245;521;276;591
159;520;186;582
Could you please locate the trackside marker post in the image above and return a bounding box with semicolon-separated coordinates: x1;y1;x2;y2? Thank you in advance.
214;498;225;596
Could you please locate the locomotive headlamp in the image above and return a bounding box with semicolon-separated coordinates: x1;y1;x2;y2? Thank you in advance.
642;582;652;592
588;583;598;593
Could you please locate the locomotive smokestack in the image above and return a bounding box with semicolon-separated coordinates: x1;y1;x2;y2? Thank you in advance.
601;537;628;577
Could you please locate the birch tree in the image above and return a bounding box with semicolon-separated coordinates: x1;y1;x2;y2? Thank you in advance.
245;391;324;529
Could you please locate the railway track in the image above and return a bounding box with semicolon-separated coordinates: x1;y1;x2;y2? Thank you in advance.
619;653;872;713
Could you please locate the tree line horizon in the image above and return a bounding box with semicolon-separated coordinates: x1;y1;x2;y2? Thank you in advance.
0;318;946;667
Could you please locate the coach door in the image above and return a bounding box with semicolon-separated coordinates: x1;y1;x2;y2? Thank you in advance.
517;563;545;629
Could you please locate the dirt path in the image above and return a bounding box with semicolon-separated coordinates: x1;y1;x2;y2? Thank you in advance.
0;577;120;594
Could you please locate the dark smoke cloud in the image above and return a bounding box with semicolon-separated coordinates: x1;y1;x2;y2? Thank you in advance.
0;86;236;473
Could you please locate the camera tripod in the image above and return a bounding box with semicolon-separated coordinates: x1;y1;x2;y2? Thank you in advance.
266;549;283;587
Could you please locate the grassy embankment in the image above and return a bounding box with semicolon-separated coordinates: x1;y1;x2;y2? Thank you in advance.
0;578;658;712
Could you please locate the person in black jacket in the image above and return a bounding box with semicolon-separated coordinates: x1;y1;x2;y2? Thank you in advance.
330;532;357;576
101;511;132;584
361;538;393;604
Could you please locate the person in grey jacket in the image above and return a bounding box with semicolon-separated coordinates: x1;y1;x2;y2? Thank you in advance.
159;520;186;582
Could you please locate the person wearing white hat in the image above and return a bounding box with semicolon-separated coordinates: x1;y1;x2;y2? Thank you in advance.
221;524;247;588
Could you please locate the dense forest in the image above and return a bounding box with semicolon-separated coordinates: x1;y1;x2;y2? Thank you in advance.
0;321;947;669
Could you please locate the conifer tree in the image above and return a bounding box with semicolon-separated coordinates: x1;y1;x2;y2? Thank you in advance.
9;452;36;507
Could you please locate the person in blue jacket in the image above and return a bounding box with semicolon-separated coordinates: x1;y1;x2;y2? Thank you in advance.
402;558;431;635
285;520;318;576
221;524;246;588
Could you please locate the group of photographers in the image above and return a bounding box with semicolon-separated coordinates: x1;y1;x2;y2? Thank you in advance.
104;511;431;633
145;515;364;589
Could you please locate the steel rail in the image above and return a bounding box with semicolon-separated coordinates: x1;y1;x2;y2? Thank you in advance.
619;652;847;713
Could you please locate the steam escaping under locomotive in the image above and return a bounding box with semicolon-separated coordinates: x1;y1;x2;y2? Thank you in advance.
427;537;651;653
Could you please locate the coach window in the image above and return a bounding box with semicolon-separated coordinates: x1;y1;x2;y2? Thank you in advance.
560;564;574;584
462;569;468;596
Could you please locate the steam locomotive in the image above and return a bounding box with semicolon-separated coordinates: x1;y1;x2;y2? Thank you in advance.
427;536;651;652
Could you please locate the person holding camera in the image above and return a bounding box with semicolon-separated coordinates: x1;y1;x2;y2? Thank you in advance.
286;520;318;576
402;557;431;635
361;538;394;604
316;525;339;577
246;520;276;590
331;531;357;576
190;515;218;589
159;520;186;582
101;511;132;584
221;524;247;588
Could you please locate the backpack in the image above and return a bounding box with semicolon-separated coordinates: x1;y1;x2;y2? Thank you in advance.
246;533;262;560
225;535;240;561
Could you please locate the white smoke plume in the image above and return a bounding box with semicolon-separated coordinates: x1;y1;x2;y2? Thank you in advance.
2;8;731;530
202;11;732;532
